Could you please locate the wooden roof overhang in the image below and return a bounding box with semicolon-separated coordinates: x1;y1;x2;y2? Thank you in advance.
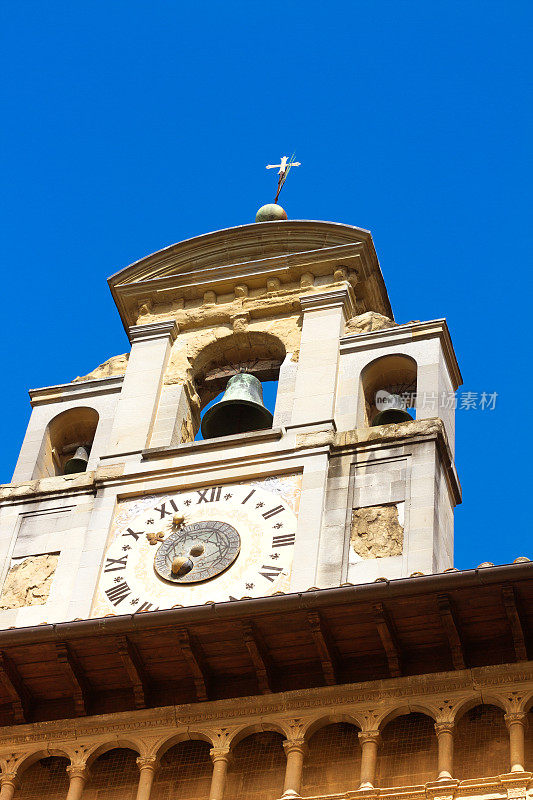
0;562;531;725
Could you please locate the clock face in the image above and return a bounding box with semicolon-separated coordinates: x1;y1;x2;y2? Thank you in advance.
92;475;301;617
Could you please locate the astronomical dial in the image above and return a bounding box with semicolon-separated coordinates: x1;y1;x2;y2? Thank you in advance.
154;520;241;583
95;477;300;616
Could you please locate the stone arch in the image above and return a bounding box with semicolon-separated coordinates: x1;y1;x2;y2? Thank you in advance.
453;703;509;780
154;730;216;761
452;693;504;723
191;331;286;410
302;720;362;797
33;406;99;478
376;702;438;731
359;353;417;426
228;720;290;750
225;728;286;800
84;739;142;768
11;748;71;777
376;711;438;788
302;711;363;740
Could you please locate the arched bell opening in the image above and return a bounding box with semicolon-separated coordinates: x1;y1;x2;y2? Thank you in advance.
359;354;417;427
33;407;99;478
192;332;286;440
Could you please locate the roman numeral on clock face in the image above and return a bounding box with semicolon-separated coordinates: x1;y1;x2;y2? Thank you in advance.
122;528;143;541
104;555;127;572
105;581;131;606
258;564;283;582
272;533;295;548
154;499;178;518
196;486;222;503
262;505;284;520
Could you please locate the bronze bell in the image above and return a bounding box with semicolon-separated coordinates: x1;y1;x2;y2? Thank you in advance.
201;373;273;439
63;446;90;475
371;391;413;426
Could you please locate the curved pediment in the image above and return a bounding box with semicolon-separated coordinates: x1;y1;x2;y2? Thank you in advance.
108;219;392;332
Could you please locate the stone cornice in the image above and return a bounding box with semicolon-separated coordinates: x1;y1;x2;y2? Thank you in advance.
29;375;123;407
340;318;462;390
128;319;179;345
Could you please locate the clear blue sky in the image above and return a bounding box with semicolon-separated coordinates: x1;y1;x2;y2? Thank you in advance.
1;2;531;569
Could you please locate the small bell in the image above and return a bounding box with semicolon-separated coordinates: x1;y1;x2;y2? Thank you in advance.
201;373;273;440
371;390;413;426
63;446;89;475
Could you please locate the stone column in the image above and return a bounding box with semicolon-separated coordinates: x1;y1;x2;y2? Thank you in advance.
136;756;158;800
291;286;355;427
505;713;527;773
282;739;307;798
209;748;231;800
0;773;19;800
358;731;380;789
106;320;178;455
435;722;454;780
66;765;90;800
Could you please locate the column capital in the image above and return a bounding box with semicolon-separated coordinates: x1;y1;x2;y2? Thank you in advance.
128;319;179;345
505;712;528;730
0;772;19;789
283;738;307;756
358;730;381;745
66;764;90;782
299;284;356;320
435;721;455;735
136;755;159;773
210;747;231;764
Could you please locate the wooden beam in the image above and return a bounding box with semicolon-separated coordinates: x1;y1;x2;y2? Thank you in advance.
176;628;209;701
502;585;528;661
117;636;149;709
373;603;401;677
437;594;466;670
241;621;273;694
0;651;30;723
307;611;337;685
55;642;89;716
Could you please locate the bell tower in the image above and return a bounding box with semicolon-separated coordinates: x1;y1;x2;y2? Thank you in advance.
2;210;462;627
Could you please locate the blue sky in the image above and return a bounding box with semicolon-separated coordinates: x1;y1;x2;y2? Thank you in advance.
0;1;531;569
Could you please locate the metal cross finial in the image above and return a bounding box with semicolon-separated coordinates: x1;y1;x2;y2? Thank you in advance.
266;154;301;203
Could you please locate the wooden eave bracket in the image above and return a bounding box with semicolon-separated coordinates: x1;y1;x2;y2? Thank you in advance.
241;621;273;694
501;585;528;661
176;628;209;701
117;636;150;709
55;642;89;716
0;651;31;724
436;594;466;670
307;611;338;686
373;602;402;677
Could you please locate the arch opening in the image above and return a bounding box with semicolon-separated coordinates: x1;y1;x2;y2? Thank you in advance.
151;740;212;800
376;712;437;788
83;747;139;799
360;354;417;427
33;406;99;478
302;722;361;796
225;731;286;800
454;704;508;780
16;756;70;799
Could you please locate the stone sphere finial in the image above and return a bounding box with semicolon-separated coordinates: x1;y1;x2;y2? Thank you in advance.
255;203;288;222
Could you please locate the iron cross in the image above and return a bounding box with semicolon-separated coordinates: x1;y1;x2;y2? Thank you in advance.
266;154;301;203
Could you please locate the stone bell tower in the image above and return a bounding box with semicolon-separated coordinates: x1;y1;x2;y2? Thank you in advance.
12;201;533;800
